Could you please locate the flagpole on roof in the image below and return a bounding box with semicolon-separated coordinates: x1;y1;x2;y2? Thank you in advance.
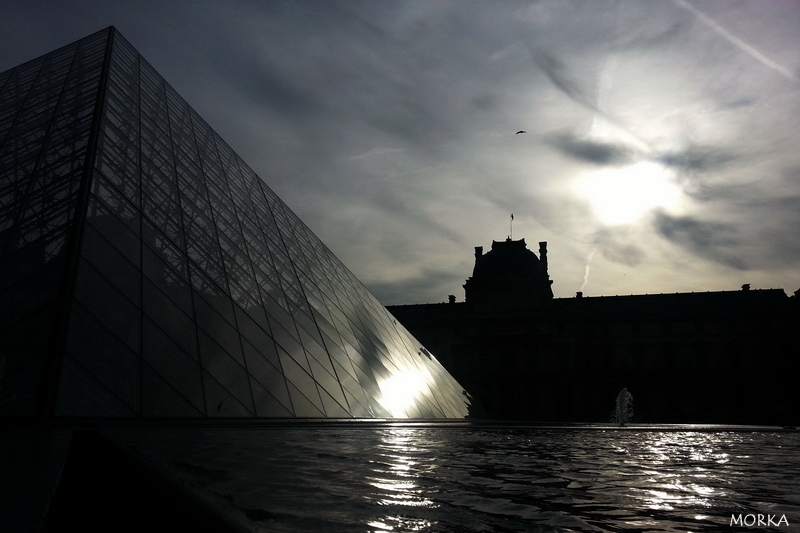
510;213;514;240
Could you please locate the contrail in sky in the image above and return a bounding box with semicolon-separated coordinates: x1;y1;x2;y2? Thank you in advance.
671;0;800;83
580;248;597;293
590;54;620;141
590;0;622;141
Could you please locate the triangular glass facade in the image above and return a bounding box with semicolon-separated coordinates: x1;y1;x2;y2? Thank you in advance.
0;27;475;419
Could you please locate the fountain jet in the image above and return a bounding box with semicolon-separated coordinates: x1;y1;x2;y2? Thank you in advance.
615;388;633;426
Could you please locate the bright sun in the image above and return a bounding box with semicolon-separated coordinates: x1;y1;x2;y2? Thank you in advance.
574;161;682;225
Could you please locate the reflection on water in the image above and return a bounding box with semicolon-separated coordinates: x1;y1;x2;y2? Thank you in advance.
366;428;437;532
111;427;800;532
639;432;729;514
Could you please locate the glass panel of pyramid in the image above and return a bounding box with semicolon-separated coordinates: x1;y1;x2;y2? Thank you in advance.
0;27;476;419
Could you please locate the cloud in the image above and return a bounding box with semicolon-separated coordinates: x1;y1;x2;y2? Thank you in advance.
524;46;652;152
368;268;463;306
652;211;746;270
547;132;635;165
719;97;756;111
656;145;736;173
670;0;800;84
233;60;323;117
729;193;800;268
3;0;799;303
648;145;739;202
470;92;499;112
617;19;687;50
592;228;646;267
528;50;593;109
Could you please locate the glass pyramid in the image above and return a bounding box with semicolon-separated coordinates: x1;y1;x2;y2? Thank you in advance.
0;27;475;419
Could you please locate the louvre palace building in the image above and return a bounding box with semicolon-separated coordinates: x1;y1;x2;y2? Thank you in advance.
388;237;800;425
0;27;477;531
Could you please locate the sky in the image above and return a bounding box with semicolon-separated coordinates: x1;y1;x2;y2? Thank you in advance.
2;1;799;305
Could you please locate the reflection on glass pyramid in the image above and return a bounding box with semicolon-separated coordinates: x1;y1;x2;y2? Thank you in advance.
0;27;475;419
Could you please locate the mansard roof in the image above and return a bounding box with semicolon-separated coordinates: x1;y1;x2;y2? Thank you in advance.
472;238;542;281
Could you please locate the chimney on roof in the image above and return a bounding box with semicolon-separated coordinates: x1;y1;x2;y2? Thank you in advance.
576;291;583;299
538;241;549;277
448;295;456;304
474;246;483;259
741;284;750;291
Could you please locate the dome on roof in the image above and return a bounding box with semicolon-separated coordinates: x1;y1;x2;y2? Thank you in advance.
463;237;553;310
471;238;541;281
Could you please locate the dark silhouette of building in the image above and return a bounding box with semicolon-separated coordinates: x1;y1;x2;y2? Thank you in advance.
0;28;476;531
388;238;799;425
465;238;553;312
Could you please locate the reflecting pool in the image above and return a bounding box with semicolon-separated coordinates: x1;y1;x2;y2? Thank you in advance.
109;426;800;532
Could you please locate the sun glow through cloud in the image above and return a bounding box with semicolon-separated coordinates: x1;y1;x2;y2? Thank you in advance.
575;161;683;225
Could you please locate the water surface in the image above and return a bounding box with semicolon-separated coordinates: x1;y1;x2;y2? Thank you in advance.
109;426;800;532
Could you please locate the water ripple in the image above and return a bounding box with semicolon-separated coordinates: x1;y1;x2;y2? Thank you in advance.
108;427;800;532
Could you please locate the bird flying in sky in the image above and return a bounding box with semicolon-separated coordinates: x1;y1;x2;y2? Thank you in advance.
516;130;526;134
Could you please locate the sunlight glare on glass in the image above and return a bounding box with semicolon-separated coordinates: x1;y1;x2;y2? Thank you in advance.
575;161;682;225
377;367;432;418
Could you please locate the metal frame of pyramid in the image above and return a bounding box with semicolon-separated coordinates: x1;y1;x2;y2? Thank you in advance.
0;27;476;420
